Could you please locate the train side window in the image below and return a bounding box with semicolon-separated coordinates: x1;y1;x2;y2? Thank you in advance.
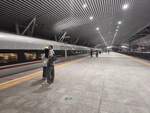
0;53;18;64
24;52;37;61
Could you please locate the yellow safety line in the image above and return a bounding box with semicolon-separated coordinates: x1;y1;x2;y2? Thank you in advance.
0;72;41;90
128;56;150;67
120;53;150;67
0;57;85;90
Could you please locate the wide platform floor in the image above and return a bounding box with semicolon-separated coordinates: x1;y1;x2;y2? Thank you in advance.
0;52;150;113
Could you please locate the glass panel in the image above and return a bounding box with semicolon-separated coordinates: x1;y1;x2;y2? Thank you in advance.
24;52;37;61
0;53;18;64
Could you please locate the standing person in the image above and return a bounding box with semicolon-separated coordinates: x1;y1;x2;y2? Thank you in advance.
96;50;99;58
46;45;55;84
42;47;49;83
41;48;47;80
99;50;101;55
90;49;93;57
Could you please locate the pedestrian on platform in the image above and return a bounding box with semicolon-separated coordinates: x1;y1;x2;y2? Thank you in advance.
107;49;110;54
42;45;55;85
99;50;102;55
96;50;99;58
47;45;55;84
90;49;93;57
41;47;48;80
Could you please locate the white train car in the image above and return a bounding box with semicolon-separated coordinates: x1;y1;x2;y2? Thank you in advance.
0;32;90;77
0;32;89;50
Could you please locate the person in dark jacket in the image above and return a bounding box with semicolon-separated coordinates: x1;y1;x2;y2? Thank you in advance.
47;45;55;84
41;48;48;80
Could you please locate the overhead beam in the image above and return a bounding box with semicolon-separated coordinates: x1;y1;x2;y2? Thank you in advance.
59;32;67;42
31;18;36;36
74;38;79;44
126;23;150;43
95;44;103;48
21;17;36;35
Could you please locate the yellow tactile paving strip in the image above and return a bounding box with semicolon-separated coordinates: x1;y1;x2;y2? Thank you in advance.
0;58;85;90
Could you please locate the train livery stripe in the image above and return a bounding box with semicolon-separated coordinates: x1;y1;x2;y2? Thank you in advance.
0;61;41;70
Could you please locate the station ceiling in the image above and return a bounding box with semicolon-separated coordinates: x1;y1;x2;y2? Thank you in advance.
0;0;150;47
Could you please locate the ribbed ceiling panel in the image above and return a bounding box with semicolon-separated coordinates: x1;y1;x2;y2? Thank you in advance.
0;0;150;47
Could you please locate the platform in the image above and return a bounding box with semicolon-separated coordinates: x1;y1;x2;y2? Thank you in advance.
0;52;150;113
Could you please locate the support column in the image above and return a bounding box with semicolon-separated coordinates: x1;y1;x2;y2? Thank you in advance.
16;23;20;35
74;38;79;44
59;32;67;42
65;49;67;58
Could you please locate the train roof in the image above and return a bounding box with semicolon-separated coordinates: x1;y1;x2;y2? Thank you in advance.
0;32;90;50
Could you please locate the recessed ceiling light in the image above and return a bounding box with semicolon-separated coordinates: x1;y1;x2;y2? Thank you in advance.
118;21;122;25
82;4;87;9
116;29;119;32
96;27;99;31
122;4;129;10
89;16;94;20
107;46;112;49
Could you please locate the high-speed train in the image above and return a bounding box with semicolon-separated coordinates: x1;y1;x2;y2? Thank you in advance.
0;32;90;77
